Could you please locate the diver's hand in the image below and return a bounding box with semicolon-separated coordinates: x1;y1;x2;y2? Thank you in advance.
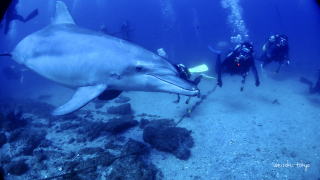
255;80;260;87
217;80;222;87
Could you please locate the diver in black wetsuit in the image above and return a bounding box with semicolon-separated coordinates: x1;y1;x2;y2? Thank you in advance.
260;34;290;73
300;70;320;94
315;0;320;7
174;63;202;104
0;0;38;34
0;167;4;180
215;42;260;91
0;0;11;20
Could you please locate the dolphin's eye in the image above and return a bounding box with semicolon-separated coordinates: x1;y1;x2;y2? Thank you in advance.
135;66;144;72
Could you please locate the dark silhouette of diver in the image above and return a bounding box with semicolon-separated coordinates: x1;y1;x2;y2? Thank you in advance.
100;24;109;34
260;34;289;73
0;167;4;180
0;0;11;20
215;42;260;91
174;63;202;104
1;65;27;83
316;0;320;7
100;21;133;41
300;70;320;94
120;20;131;41
0;0;38;34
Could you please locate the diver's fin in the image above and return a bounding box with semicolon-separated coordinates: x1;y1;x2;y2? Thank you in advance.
20;74;24;84
19;68;28;84
208;45;221;54
201;74;216;79
299;77;313;87
53;1;75;25
0;53;11;57
25;9;38;22
189;64;208;73
98;89;122;101
52;84;107;115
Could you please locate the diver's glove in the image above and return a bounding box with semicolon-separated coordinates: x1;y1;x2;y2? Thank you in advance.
255;80;260;87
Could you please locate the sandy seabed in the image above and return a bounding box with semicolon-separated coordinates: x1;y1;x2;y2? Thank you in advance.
1;71;319;180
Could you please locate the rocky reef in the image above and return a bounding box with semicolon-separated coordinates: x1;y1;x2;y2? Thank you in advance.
0;97;194;179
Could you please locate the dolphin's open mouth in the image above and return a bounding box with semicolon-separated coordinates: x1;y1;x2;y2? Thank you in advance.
147;74;199;95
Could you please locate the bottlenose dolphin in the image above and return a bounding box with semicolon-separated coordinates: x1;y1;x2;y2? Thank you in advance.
8;1;199;115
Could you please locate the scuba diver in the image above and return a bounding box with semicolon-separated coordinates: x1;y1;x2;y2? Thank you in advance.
120;20;131;41
316;0;320;7
0;0;38;34
0;167;4;180
173;63;203;104
156;48;215;103
100;24;109;34
0;0;11;20
212;42;260;91
100;21;133;41
300;70;320;94
260;34;290;73
1;65;26;83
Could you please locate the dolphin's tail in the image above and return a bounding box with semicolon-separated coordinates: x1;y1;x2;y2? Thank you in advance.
0;53;11;57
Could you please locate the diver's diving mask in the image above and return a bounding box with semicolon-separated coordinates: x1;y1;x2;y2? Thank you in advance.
269;35;276;42
278;37;288;47
241;47;250;53
238;47;251;60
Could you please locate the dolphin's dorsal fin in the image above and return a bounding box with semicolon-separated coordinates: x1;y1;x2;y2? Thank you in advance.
53;1;75;25
52;84;107;115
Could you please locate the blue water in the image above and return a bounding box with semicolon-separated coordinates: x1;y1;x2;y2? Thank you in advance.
0;0;320;179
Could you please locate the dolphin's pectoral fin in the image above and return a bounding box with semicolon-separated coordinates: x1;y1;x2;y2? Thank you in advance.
52;84;107;116
53;1;75;25
98;89;122;101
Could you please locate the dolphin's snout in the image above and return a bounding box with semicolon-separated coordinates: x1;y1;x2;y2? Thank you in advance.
148;73;200;96
185;83;200;97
